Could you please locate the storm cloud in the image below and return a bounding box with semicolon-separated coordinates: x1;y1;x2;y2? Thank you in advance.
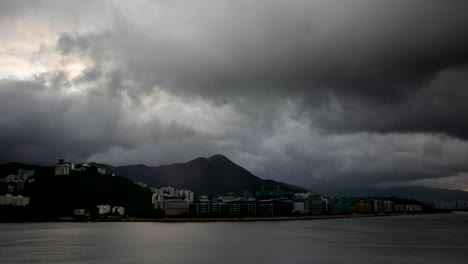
2;0;468;190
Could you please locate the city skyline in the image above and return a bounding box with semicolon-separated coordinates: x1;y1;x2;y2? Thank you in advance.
1;0;468;192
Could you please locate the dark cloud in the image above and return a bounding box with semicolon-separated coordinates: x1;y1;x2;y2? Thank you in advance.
48;1;468;137
2;1;468;190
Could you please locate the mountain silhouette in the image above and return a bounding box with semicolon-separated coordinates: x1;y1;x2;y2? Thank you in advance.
92;154;307;196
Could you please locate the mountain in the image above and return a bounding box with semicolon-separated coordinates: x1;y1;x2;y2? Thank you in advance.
93;154;307;196
0;162;46;178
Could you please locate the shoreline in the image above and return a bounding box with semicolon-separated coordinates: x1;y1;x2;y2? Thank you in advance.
75;213;436;223
1;213;445;223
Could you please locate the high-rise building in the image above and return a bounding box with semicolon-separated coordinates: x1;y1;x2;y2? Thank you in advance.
373;200;384;213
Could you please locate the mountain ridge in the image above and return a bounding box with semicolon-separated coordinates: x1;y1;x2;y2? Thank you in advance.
91;154;307;196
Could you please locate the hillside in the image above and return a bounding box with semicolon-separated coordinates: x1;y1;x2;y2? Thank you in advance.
93;154;307;196
0;164;154;221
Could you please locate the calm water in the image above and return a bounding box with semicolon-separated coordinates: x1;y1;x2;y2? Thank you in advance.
1;214;467;264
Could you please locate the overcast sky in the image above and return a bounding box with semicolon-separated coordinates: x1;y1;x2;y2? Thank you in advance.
1;0;468;191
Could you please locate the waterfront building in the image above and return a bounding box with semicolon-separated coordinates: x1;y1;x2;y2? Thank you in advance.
193;198;212;215
373;200;384;213
405;205;423;212
394;204;406;212
164;200;190;216
74;209;86;216
151;187;195;214
226;199;257;216
356;202;371;214
112;206;125;216
209;201;229;215
293;199;305;214
258;200;293;216
0;194;29;206
333;198;355;214
305;197;326;214
384;200;394;212
97;204;111;215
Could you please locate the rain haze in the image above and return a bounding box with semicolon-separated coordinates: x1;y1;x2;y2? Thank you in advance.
2;0;468;192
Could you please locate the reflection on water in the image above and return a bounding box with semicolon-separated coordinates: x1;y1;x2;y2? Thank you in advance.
1;214;467;264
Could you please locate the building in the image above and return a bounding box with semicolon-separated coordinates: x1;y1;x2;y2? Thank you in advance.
152;193;190;216
55;160;74;176
5;174;17;182
333;198;355;214
18;169;35;180
164;200;190;216
193;197;212;215
209;201;229;215
151;187;195;216
373;200;384;213
394;204;406;212
16;181;25;191
384;201;394;212
0;194;12;205
405;205;423;212
226;200;258;216
151;187;195;202
112;206;125;216
293;199;306;214
97;204;111;215
74;209;86;216
305;197;327;214
258;200;293;216
355;202;371;214
0;194;29;206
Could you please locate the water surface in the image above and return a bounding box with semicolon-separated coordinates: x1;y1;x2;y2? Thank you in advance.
1;214;467;264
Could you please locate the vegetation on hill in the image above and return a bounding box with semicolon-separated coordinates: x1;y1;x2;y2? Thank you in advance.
0;165;154;221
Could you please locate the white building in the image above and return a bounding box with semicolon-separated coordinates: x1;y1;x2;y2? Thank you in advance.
384;200;394;212
55;162;74;176
97;204;111;215
0;194;29;206
151;187;195;216
112;206;125;216
7;174;18;182
374;200;384;213
293;200;305;213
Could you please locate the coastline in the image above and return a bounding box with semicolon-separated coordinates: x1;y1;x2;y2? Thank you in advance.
91;213;434;223
1;213;444;223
